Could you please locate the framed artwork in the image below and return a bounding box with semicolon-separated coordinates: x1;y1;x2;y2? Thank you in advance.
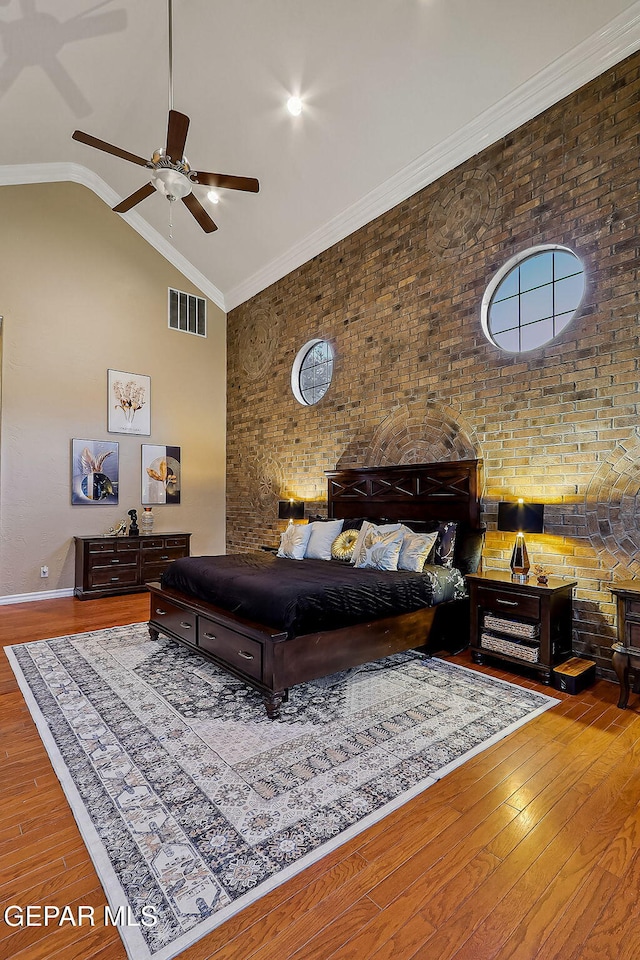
107;369;151;436
71;439;119;505
142;444;181;505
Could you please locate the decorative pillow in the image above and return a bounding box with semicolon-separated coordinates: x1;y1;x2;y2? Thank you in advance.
397;530;439;573
454;525;486;575
354;527;405;571
351;521;401;565
277;523;313;561
428;521;458;568
331;528;360;562
305;518;344;560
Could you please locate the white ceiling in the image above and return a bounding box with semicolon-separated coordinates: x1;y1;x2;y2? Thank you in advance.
1;0;640;311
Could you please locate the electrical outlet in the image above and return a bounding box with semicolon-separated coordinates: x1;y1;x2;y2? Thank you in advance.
40;566;48;578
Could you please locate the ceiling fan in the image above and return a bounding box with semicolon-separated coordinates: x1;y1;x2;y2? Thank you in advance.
71;1;259;234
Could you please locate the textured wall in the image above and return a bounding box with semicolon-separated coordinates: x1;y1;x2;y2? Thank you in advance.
0;181;226;598
227;52;640;678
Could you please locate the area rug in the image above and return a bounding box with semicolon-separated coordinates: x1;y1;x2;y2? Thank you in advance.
6;624;558;960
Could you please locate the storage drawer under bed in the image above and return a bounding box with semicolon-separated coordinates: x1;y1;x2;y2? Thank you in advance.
198;616;263;681
150;596;197;647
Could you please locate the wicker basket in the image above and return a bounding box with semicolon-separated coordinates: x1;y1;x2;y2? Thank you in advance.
481;631;540;663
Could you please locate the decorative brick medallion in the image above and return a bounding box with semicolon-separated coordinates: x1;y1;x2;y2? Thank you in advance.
427;169;499;256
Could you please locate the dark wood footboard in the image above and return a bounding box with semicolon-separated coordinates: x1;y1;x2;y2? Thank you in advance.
147;581;469;718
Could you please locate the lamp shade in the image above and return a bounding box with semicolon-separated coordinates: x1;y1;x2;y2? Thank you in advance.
497;501;544;534
278;499;305;521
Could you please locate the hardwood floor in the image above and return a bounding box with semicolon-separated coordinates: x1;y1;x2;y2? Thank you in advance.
1;594;639;960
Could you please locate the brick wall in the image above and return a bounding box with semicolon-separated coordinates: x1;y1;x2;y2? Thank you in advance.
227;52;640;678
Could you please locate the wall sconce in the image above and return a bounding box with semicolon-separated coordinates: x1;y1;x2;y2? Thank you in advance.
497;500;544;582
278;499;305;525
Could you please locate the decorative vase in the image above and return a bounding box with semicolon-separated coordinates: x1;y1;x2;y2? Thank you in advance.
140;507;154;535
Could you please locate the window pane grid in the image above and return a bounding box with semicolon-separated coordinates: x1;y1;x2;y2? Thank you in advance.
487;249;584;353
298;342;333;404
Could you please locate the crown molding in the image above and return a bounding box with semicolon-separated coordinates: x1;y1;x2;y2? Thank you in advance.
224;2;640;311
0;162;226;311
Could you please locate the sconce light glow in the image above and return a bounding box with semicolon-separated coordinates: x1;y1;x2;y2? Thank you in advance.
207;190;219;204
287;96;302;116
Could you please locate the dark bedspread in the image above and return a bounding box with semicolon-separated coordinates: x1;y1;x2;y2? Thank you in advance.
161;552;467;636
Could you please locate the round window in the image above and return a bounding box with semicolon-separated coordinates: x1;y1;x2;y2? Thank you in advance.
291;339;334;406
481;245;585;353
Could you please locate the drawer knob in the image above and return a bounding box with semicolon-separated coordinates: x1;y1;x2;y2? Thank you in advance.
110;577;120;582
155;608;166;616
496;599;518;607
203;632;216;641
111;559;120;564
237;650;254;661
160;555;170;560
180;621;192;629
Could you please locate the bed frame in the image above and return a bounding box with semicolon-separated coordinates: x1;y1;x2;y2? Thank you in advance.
147;459;482;718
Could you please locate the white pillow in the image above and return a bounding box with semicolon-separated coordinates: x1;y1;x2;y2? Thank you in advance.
305;518;344;560
354;528;405;571
351;521;401;565
277;523;313;560
398;530;439;572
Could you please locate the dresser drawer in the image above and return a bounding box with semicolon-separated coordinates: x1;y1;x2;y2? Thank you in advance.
164;536;190;549
476;587;540;620
89;566;139;589
624;598;640;622
625;620;640;647
89;551;138;570
150;597;197;646
142;546;187;564
141;561;176;582
198;617;263;681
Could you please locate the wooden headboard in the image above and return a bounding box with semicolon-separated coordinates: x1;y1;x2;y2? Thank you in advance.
326;459;482;528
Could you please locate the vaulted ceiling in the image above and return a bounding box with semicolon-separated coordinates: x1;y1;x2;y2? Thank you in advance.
2;0;639;310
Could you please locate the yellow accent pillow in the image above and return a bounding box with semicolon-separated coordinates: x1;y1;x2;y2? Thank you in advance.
331;528;359;561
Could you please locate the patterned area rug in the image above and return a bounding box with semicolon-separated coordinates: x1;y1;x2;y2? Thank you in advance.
7;624;558;960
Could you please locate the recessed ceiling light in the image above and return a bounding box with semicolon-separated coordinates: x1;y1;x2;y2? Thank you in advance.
287;96;302;117
207;190;219;204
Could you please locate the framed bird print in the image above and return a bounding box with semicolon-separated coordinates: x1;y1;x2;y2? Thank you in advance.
107;369;151;436
141;444;181;505
71;439;119;505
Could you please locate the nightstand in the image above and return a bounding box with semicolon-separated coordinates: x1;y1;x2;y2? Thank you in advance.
609;581;640;708
467;570;576;683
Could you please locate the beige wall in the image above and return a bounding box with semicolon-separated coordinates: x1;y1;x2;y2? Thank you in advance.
0;181;226;598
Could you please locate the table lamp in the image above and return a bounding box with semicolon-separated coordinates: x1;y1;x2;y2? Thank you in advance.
497;500;544;582
278;499;305;525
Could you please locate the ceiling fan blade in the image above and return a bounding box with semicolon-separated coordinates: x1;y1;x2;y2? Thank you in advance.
192;170;259;193
72;130;149;167
166;110;190;163
113;182;156;213
182;193;218;233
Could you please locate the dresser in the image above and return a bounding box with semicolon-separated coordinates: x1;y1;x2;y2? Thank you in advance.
467;570;576;683
74;533;191;599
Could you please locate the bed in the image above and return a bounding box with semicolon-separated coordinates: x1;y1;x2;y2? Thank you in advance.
147;459;483;718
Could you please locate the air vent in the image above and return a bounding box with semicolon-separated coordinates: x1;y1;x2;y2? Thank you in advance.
168;288;207;337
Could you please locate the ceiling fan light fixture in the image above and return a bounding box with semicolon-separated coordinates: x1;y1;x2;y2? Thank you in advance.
287;95;302;116
150;166;193;201
207;190;220;204
70;0;258;233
